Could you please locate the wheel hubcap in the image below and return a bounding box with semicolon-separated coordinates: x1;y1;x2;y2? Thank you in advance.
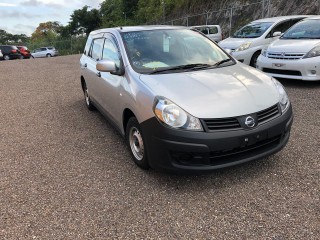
129;127;144;161
85;89;90;106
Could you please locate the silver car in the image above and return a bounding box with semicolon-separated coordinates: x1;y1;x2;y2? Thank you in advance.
31;47;58;58
80;26;293;173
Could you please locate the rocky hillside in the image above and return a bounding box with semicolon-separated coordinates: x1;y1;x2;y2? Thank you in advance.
161;0;319;37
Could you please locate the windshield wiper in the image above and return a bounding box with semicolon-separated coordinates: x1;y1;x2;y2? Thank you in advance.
212;58;233;67
149;63;213;74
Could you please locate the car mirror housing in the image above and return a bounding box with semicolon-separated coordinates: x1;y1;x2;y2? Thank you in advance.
224;48;233;55
96;60;124;76
273;31;282;37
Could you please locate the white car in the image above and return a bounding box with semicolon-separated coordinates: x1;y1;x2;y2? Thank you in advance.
257;16;320;81
0;49;3;59
31;47;59;58
219;15;310;67
191;25;223;42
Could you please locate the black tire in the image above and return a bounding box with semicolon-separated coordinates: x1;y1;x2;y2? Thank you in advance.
126;117;149;169
46;53;52;58
250;51;261;68
3;55;10;61
83;82;95;111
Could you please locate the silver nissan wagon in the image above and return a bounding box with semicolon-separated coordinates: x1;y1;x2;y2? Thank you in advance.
80;26;293;173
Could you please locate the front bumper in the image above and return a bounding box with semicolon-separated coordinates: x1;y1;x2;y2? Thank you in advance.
141;105;293;173
9;53;22;60
231;49;257;65
257;55;320;81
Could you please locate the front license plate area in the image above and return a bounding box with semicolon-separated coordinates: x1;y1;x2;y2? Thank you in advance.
272;63;286;68
240;131;268;147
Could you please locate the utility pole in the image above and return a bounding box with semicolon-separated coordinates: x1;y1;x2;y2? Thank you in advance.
162;0;165;22
123;12;127;25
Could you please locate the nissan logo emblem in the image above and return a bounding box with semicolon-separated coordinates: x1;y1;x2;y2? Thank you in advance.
245;116;255;128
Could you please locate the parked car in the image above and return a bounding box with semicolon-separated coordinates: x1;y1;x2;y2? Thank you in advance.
219;15;310;67
0;49;3;60
257;16;320;81
0;45;22;60
191;25;223;42
31;47;59;58
17;46;31;59
80;26;293;173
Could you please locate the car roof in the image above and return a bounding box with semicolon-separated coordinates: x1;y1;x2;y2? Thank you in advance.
191;25;220;28
303;15;320;20
89;25;187;35
252;15;313;23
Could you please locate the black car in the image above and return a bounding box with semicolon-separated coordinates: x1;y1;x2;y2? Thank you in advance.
0;45;22;60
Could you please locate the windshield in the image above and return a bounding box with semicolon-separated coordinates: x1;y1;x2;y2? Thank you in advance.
281;19;320;39
122;29;233;74
233;22;273;38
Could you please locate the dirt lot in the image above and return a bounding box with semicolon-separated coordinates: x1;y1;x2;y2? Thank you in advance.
0;55;319;239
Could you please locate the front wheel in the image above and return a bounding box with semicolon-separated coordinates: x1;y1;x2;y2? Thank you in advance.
83;83;95;111
250;51;261;68
126;117;149;169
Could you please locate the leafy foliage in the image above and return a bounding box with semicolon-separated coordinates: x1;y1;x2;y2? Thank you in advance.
0;29;30;45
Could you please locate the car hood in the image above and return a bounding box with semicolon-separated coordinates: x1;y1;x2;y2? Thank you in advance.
267;39;320;53
218;38;255;50
139;64;279;119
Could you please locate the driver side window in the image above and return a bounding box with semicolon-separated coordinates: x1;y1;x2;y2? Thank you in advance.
102;39;120;67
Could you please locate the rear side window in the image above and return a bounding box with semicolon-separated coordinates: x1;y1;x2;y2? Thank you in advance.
209;27;218;34
84;36;93;55
89;38;104;61
196;27;209;35
40;47;47;51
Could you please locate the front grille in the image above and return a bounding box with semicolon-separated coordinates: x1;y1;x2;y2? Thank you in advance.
263;68;302;76
257;104;280;124
202;117;241;131
170;135;282;166
267;52;304;60
209;135;281;164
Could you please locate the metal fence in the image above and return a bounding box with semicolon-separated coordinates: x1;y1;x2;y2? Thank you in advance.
158;0;272;37
26;37;87;56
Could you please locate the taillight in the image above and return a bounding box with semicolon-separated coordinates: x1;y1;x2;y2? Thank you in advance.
11;49;17;53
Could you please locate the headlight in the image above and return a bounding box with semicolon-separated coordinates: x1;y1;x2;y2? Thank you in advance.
235;42;252;52
303;45;320;59
272;78;289;113
153;96;203;131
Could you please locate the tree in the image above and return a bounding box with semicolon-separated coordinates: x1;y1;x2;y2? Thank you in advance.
0;29;30;44
68;6;102;36
31;21;63;41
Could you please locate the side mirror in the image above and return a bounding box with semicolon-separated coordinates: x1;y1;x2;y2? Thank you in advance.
273;31;282;37
96;60;116;72
224;48;233;55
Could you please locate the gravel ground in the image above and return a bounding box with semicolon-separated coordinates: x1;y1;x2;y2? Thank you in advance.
0;55;319;239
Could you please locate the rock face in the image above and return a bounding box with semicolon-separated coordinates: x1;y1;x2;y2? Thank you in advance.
163;0;319;37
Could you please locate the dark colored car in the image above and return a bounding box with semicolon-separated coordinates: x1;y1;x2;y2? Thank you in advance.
0;45;22;60
17;46;31;59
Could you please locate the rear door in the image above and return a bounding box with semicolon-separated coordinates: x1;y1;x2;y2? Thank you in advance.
85;37;105;104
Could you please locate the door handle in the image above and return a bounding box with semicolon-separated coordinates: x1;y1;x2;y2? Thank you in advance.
96;72;101;77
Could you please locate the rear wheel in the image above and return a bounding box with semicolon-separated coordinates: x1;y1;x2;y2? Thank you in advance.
126;117;149;169
250;51;261;68
3;55;10;61
46;53;52;58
